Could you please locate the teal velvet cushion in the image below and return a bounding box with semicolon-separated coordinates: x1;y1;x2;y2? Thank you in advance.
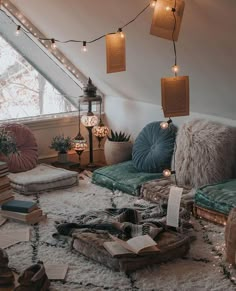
195;179;236;215
92;161;162;196
132;121;176;173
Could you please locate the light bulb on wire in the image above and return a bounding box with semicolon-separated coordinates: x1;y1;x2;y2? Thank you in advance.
15;25;21;36
51;38;57;49
163;169;175;177
81;41;88;53
150;0;157;8
166;6;171;11
172;65;179;74
160;118;172;129
118;28;125;38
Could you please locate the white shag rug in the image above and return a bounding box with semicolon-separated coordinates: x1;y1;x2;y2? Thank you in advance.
1;172;236;291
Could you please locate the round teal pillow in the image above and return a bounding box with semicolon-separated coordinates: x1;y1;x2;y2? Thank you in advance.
132;121;176;173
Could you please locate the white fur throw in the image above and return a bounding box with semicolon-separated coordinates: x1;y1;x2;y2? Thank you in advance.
175;119;236;188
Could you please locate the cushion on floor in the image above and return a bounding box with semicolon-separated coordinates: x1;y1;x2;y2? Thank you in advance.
72;231;190;272
175;119;236;188
195;179;236;216
0;123;38;173
140;177;195;211
8;164;78;195
92;161;162;196
132;121;176;173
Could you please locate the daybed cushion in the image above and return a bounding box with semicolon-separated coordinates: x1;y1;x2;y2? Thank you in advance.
0;123;38;173
72;231;190;272
8;164;78;195
132;121;176;173
195;179;236;216
175;119;236;188
140;178;195;211
92;161;162;196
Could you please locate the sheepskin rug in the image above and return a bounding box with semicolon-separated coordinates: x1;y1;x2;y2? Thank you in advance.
175;119;236;188
1;173;236;290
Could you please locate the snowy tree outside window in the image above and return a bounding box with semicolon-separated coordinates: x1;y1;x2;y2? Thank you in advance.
0;35;77;121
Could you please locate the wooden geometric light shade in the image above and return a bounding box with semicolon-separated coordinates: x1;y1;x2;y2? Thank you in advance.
150;0;185;41
161;76;189;117
106;33;126;74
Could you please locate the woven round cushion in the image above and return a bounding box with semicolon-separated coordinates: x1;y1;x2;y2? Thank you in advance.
132;121;176;173
0;123;38;173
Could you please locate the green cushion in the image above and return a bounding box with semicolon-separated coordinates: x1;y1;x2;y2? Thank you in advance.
92;161;162;196
195;179;236;215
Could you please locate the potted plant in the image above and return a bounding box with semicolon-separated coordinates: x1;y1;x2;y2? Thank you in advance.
50;134;73;163
104;130;132;165
0;129;17;157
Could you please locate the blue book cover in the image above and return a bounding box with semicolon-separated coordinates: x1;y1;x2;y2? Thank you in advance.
1;200;38;213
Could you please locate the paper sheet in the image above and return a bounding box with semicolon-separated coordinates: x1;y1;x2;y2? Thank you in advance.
0;228;30;248
167;186;183;227
45;264;69;280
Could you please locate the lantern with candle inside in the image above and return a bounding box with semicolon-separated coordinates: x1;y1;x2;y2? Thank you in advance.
72;132;87;163
93;121;109;148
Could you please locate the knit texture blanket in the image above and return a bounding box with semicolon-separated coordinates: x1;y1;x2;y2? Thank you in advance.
55;201;191;240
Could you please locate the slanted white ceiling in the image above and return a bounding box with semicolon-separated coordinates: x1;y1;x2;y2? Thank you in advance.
10;0;236;120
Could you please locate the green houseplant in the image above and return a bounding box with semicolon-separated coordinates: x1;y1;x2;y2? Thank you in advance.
50;134;73;163
0;129;17;156
104;130;132;165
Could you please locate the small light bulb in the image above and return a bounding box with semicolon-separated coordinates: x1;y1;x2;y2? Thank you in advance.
166;6;171;11
160;121;169;129
172;65;179;74
150;0;157;8
51;39;57;49
118;28;125;38
163;169;171;177
15;25;21;36
81;41;88;53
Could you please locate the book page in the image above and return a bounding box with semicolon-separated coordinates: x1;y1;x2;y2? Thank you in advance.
0;228;30;248
106;33;126;73
150;0;185;41
167;186;183;227
103;241;134;257
45;264;68;280
110;234;157;254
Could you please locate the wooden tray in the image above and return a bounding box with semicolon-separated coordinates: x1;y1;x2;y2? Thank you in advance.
193;205;228;226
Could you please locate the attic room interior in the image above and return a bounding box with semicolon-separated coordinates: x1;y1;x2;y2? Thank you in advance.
0;0;236;290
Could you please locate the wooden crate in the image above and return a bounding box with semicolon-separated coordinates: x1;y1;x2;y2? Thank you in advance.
193;205;227;226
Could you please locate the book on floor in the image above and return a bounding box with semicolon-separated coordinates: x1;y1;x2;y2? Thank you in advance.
1;199;38;213
0;175;10;187
103;235;160;257
0;189;14;201
45;264;69;280
0;196;14;206
0;208;43;222
0;228;30;248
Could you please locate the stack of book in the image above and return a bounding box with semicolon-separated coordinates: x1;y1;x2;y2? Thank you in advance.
0;200;47;224
0;161;14;205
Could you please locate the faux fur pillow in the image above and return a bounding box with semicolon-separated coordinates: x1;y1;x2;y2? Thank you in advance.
175;119;236;188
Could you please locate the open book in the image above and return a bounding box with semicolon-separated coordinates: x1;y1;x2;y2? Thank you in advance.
103;235;160;257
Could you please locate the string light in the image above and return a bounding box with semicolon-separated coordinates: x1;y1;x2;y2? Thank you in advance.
51;38;57;49
171;65;179;74
81;41;88;53
166;6;171;11
150;0;157;8
160;118;172;129
163;169;175;177
118;28;125;38
15;25;21;36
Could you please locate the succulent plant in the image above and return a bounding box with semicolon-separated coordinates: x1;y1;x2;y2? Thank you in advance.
0;129;18;156
107;130;131;142
50;134;73;153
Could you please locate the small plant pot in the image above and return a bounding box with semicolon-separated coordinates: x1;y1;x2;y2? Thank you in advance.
58;152;68;163
104;140;133;165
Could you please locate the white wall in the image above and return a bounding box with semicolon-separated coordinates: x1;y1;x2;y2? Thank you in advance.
105;96;236;140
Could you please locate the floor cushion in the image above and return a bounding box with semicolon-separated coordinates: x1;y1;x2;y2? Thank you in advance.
0;123;38;173
92;161;162;196
195;179;236;216
175;119;236;188
140;177;195;211
72;231;190;272
8;164;78;195
132;121;176;173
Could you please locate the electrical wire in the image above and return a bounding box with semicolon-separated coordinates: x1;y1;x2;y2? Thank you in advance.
172;0;177;76
1;2;151;45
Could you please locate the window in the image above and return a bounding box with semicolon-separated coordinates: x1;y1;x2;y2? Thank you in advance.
0;35;77;121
